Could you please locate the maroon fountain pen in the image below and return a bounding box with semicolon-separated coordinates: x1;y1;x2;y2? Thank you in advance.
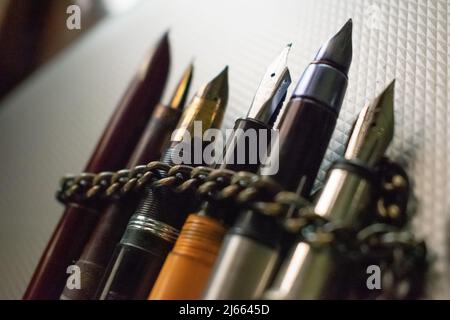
24;33;170;300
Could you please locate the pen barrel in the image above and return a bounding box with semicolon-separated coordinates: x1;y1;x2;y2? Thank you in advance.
98;98;226;300
24;204;100;300
220;118;272;172
201;118;273;225
265;164;378;300
98;214;179;300
127;104;183;165
134;145;198;227
149;214;225;300
264;243;344;299
97;145;203;300
266;97;338;196
24;41;169;300
59;104;183;300
97;146;188;300
203;211;281;299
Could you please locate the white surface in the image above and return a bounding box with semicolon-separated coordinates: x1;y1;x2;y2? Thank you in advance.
0;0;448;299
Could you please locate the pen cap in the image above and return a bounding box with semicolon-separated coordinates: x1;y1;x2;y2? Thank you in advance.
291;19;352;115
292;63;347;114
149;214;225;300
85;34;170;172
263;98;338;196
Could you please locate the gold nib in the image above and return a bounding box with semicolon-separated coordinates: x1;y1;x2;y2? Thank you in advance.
345;80;395;166
169;63;194;110
172;67;229;142
196;66;229;105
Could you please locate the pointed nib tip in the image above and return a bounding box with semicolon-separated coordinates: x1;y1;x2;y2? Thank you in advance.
157;31;170;52
221;65;229;75
338;18;353;37
161;30;170;41
379;79;395;100
386;79;396;90
168;62;194;110
197;66;229;103
380;79;395;94
186;61;194;73
287;43;293;48
314;18;353;75
214;65;229;83
211;66;228;83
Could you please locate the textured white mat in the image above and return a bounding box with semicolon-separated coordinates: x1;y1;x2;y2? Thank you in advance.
0;0;448;299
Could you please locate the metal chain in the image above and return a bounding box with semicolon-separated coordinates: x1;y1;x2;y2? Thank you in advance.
56;158;426;298
57;160;293;217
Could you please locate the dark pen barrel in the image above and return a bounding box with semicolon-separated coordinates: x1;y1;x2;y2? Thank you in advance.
23;33;170;300
60;104;183;300
59;63;193;300
97;146;181;300
204;20;353;300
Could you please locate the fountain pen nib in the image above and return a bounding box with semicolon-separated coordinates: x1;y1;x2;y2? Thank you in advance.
169;63;194;110
247;44;292;126
197;66;229;106
314;19;353;75
345;80;395;166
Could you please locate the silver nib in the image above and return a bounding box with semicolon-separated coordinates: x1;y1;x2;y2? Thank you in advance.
345;80;395;167
246;44;292;126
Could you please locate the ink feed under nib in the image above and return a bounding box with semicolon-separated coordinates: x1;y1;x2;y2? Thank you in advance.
314;18;353;75
345;80;395;167
169;63;194;110
247;44;292;126
197;66;229;106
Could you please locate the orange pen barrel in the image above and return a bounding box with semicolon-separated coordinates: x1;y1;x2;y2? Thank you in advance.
148;214;225;300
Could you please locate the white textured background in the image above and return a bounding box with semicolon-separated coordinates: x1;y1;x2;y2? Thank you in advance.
0;0;448;299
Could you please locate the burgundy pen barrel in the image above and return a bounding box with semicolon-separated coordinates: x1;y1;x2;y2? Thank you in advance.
60;104;182;300
203;20;352;300
24;34;170;300
272;97;338;197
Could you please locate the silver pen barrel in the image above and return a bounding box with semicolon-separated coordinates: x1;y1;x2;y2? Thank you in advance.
265;81;395;299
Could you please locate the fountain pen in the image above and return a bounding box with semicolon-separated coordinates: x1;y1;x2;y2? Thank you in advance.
24;32;170;300
265;81;395;300
98;68;229;300
204;20;353;300
149;45;292;300
60;63;193;300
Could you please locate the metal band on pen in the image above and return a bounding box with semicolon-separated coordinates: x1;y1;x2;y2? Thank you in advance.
126;214;179;243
